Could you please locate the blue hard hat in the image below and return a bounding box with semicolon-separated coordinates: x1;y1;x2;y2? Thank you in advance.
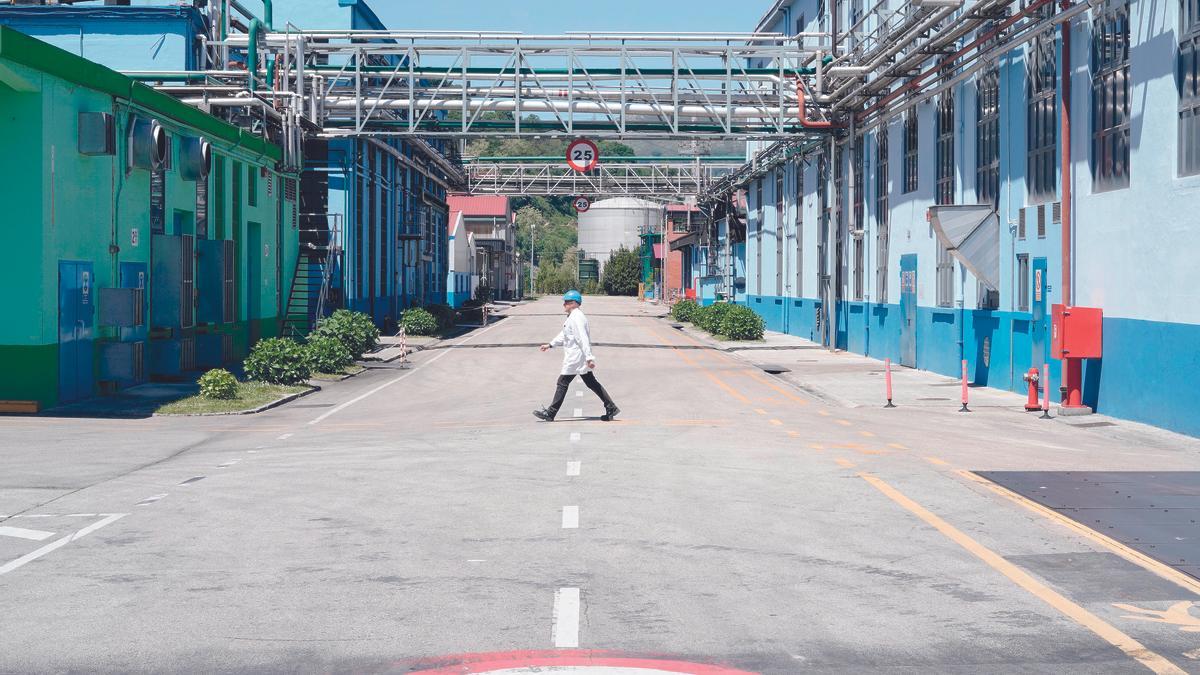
563;290;583;304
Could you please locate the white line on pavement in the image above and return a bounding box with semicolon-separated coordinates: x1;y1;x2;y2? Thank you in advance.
573;408;583;418
136;494;168;506
0;514;127;577
569;432;581;442
63;514;98;518
553;587;581;648
308;318;502;426
562;505;579;529
567;461;581;476
0;526;56;541
277;433;293;440
576;391;583;398
218;459;241;468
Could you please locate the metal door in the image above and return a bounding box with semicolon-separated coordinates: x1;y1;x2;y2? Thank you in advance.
899;254;917;367
248;223;262;345
1031;257;1048;369
58;261;95;403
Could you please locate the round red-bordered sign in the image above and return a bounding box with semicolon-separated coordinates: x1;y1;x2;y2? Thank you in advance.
566;138;600;173
573;196;592;213
405;649;758;674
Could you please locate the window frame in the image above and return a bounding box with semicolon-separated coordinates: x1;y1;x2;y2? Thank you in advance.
1028;33;1058;201
875;128;890;304
1091;1;1131;191
795;160;804;297
936;93;956;206
936;245;955;308
1017;253;1031;312
1180;0;1200;175
976;67;1001;205
902;112;919;193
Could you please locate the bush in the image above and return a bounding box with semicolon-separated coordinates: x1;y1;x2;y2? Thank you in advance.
198;368;238;400
312;309;380;357
535;262;578;295
669;299;700;322
244;337;313;385
401;307;438;336
602;246;641;296
718;304;766;341
425;304;458;332
579;279;604;296
305;335;354;374
693;302;734;334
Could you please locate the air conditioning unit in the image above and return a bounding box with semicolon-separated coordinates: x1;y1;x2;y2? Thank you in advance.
78;112;115;156
179;137;211;181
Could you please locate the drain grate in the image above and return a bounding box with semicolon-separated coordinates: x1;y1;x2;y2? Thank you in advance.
917;397;952;401
760;364;792;374
1070;421;1118;428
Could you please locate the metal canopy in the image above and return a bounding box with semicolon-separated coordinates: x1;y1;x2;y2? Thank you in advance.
928;205;1000;291
464;159;741;197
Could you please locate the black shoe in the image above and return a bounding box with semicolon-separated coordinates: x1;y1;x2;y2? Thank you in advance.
533;408;556;422
601;405;620;422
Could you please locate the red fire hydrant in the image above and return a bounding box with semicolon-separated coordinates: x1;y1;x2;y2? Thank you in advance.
1023;367;1041;411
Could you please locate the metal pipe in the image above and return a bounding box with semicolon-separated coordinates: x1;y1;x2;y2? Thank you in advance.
1060;1;1083;409
321;97;802;118
248;18;262;92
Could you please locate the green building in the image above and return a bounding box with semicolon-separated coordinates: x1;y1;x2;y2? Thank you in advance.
0;27;298;410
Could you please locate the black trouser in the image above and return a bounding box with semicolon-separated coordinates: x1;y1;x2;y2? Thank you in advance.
547;372;616;416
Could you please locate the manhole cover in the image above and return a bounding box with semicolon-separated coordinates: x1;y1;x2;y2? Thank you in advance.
760;364;791;374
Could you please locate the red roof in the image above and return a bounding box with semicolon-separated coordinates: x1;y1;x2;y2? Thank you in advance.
448;209;462;234
447;194;510;218
666;203;700;212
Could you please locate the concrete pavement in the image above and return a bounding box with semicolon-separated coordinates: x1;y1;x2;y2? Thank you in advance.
3;296;1200;674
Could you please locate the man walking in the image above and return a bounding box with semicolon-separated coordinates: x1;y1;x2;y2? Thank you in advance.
533;291;620;422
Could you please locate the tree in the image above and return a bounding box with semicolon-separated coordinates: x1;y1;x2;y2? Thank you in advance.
602;246;642;296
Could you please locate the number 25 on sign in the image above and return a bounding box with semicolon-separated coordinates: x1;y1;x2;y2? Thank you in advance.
566;138;600;173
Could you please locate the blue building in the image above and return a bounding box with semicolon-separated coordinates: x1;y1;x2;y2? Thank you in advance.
725;0;1200;436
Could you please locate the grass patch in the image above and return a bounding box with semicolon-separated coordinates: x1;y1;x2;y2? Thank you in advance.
157;382;308;415
311;364;366;381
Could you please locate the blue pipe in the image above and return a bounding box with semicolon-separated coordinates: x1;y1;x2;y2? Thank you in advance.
248;18;261;92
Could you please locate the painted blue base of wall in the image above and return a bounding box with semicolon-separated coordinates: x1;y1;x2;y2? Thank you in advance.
447;290;470;308
741;294;1200;437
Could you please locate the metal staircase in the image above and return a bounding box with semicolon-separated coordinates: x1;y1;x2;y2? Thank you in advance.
281;215;342;339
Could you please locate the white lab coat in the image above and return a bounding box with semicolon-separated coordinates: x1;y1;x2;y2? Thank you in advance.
550;308;596;375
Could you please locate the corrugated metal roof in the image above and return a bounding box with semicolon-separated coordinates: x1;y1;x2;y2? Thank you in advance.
447;194;509;217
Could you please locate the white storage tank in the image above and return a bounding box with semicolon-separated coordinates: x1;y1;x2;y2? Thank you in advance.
577;197;663;272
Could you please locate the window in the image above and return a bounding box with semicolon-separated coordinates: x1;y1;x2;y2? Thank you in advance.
213;156;226;239
196;172;209;240
776;169;785;296
1028;33;1057;201
248;166;259;207
1092;2;1131;190
936;245;955;307
150;169;165;234
903;112;919;193
795;161;804;296
796;14;806;47
817;152;829;283
875;129;890;303
1017;254;1030;311
853;238;864;300
1180;0;1200;175
852;141;864;301
936;94;956;205
755;178;764;296
976;67;1000;205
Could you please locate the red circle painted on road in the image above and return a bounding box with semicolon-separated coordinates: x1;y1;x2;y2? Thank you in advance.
566;138;600;173
406;650;758;674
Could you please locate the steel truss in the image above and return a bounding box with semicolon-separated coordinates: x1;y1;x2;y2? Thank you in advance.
464;159;743;197
201;30;840;141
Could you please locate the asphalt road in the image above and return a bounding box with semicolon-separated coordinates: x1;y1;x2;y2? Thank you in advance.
3;296;1200;674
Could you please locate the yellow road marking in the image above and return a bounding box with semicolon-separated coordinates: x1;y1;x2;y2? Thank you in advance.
860;473;1186;675
888;443;909;450
754;408;769;415
808;443;825;451
831;442;866;450
856;449;886;456
836;419;852;427
860;430;877;438
645;326;751;403
817;410;832;417
787;431;801;437
769;419;784;426
743;369;811;405
835;458;856;468
924;456;950;466
959;470;1200;597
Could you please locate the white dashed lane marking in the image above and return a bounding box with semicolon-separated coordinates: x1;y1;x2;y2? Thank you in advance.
562;506;579;529
573;408;583;418
136;494;168;506
569;432;581;443
553;587;581;648
0;514;127;577
567;461;581;477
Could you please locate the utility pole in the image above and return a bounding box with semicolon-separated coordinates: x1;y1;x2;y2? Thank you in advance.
530;223;536;296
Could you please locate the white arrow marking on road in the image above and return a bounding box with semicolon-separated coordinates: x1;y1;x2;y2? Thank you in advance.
0;526;56;541
0;514;126;577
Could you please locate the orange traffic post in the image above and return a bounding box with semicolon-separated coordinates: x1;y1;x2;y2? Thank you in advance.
959;360;971;413
884;358;896;408
1040;363;1053;419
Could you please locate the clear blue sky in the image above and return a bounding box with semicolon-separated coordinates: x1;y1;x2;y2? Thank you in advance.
371;1;760;34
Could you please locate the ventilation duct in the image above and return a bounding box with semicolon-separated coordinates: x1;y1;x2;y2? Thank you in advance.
928;204;1000;291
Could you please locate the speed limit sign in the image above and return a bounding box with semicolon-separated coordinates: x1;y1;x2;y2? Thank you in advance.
566;138;600;173
573;196;591;213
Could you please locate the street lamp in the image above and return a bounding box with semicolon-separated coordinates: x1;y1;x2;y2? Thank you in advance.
530;223;537;297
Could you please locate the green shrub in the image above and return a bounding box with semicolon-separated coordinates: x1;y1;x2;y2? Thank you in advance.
602;246;641;296
425;304;458;332
669;299;700;322
198;368;238;400
305;335;354;374
401;307;438;336
535;262;578;295
244;337;313;385
312;309;380;357
579;279;604;296
694;302;734;334
718;304;766;340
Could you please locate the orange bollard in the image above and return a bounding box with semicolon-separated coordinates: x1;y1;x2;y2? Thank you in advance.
1023;367;1041;411
959;360;971;413
1040;363;1053;419
884;358;896;408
